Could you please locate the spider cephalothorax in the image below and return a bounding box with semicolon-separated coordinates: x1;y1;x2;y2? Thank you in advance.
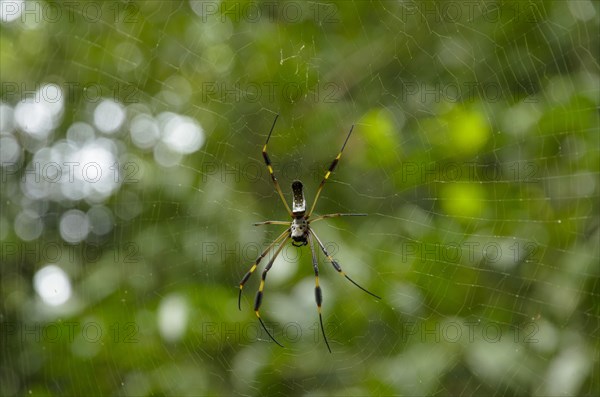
290;217;308;246
237;115;381;353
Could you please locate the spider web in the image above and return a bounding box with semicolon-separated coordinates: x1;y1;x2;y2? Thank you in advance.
1;1;599;396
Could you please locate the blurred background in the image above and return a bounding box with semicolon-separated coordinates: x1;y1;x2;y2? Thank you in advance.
1;0;599;395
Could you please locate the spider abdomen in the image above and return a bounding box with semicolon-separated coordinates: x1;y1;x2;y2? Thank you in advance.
291;180;306;216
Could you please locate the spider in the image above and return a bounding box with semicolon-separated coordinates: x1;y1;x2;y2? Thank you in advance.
238;115;381;353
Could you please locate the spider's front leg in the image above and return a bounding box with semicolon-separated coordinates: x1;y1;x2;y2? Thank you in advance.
262;115;293;217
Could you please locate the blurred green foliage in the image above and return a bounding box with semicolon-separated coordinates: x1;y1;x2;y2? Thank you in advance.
1;0;599;396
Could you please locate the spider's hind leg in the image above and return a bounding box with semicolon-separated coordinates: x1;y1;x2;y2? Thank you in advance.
307;233;332;353
253;236;290;347
310;230;382;300
238;229;288;310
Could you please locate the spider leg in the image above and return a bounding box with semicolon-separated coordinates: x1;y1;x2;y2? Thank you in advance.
306;125;354;218
310;230;382;300
263;114;293;217
307;232;332;353
309;213;367;224
254;236;290;347
253;221;290;226
238;229;289;310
